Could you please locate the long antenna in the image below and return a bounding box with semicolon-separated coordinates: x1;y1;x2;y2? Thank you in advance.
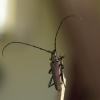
2;42;52;57
2;15;82;57
54;15;82;54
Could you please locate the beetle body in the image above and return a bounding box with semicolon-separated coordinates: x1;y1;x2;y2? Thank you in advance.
51;62;61;91
2;15;82;91
51;52;61;91
48;50;65;91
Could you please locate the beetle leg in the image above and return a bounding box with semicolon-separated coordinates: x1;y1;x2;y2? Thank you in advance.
59;64;64;69
49;58;52;61
49;83;55;87
48;76;55;88
59;64;64;83
60;64;64;69
48;68;52;74
60;70;64;83
59;55;65;60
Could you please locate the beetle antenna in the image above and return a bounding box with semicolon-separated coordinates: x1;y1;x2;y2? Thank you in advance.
2;42;52;57
54;15;82;54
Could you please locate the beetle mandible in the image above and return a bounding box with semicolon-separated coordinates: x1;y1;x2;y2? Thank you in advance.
2;15;82;91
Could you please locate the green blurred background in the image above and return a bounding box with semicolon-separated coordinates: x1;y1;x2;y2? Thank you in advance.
0;0;100;100
0;0;70;100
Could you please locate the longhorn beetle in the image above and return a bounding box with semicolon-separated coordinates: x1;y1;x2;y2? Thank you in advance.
2;15;82;91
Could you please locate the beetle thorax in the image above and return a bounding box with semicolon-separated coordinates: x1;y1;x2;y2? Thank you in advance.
51;52;58;62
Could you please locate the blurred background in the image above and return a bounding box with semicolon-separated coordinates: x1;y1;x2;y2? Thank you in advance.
0;0;100;100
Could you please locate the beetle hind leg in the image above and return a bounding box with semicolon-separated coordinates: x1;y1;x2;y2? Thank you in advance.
48;76;55;88
59;64;64;69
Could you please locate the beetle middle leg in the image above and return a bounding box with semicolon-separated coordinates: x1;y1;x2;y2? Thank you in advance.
48;76;55;88
48;68;52;74
60;64;64;69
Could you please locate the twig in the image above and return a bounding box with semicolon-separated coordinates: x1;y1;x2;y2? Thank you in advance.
57;72;66;100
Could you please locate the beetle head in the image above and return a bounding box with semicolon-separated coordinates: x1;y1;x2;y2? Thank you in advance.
50;49;57;61
51;49;56;55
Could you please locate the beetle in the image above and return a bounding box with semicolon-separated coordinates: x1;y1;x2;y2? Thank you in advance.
48;49;65;91
2;15;82;91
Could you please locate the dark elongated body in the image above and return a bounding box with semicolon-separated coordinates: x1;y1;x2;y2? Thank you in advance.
48;50;65;91
50;58;61;91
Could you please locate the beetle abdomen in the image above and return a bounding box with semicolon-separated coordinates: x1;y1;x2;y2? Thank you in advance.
51;61;61;91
